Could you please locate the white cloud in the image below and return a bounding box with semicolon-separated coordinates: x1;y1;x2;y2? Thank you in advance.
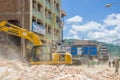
63;27;66;30
104;14;120;26
114;24;120;32
64;13;120;43
64;35;80;39
66;16;83;23
69;30;77;35
72;21;103;32
87;30;120;42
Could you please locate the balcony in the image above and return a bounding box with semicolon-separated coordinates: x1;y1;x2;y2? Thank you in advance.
32;8;37;17
46;34;53;40
55;0;60;4
55;9;60;16
52;23;59;29
45;17;51;25
38;0;43;4
32;8;43;20
37;11;43;20
46;2;52;10
56;23;59;29
54;36;59;41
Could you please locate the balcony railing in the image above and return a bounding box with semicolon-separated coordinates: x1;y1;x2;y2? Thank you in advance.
38;0;43;4
56;23;59;29
45;17;51;25
55;9;60;16
46;34;53;40
37;11;43;20
54;36;59;41
55;0;60;4
46;2;52;10
48;17;51;24
32;8;43;20
32;8;37;17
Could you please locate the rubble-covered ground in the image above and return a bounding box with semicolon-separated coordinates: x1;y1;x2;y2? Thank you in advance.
0;38;120;80
0;58;120;80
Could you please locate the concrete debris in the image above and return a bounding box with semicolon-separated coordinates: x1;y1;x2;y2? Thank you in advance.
0;59;120;80
0;39;120;80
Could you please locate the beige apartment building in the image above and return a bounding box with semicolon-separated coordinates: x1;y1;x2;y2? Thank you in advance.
0;0;66;56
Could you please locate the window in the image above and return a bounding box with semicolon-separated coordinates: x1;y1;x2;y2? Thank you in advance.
32;17;36;22
37;19;43;26
48;11;51;19
45;24;47;34
54;1;56;8
56;16;61;22
45;9;48;18
33;0;36;8
54;29;56;36
8;20;20;26
47;0;51;4
57;31;59;36
55;30;59;37
56;3;59;11
48;26;51;34
37;4;42;13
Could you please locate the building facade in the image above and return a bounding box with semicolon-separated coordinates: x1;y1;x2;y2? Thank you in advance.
98;44;109;61
0;0;64;56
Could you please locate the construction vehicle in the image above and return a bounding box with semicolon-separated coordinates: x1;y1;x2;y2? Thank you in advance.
0;21;72;65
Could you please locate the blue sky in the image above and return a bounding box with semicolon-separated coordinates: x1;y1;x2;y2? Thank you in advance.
62;0;120;43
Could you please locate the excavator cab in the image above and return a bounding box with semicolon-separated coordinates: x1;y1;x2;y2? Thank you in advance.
30;45;52;62
30;45;72;65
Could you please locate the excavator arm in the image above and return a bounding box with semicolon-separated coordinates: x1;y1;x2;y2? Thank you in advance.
0;21;72;65
0;21;42;46
0;21;44;62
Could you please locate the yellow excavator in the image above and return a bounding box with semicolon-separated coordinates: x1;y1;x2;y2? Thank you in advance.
0;21;72;65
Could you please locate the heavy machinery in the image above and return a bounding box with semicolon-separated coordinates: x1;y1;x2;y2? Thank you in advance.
0;21;72;65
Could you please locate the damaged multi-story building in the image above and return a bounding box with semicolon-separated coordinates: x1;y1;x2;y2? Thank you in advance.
0;0;66;57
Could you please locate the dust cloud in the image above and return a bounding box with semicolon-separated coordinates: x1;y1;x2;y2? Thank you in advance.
0;34;25;62
0;41;24;62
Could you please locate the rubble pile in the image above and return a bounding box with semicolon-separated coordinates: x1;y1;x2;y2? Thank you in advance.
0;39;120;80
0;59;120;80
